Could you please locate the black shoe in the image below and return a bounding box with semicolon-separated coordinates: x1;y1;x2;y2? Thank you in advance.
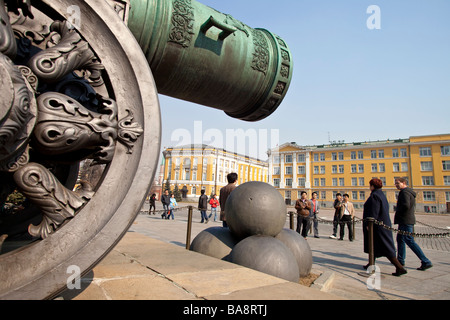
417;263;433;271
392;268;407;277
338;238;344;241
314;236;320;238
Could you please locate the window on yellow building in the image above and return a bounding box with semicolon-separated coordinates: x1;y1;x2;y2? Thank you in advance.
420;147;431;157
393;149;399;158
443;161;450;171
441;146;450;156
443;176;450;186
379;163;385;172
422;176;435;186
423;191;435;201
421;161;433;171
274;179;280;187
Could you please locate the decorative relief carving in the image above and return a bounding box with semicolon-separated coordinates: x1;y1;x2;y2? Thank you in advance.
251;29;269;75
280;65;289;79
274;81;286;95
168;0;195;47
13;162;94;239
27;21;104;84
0;0;17;58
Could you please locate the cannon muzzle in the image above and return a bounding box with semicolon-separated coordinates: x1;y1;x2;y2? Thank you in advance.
128;0;293;121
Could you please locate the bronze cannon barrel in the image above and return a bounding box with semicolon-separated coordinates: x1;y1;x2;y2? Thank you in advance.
128;0;293;121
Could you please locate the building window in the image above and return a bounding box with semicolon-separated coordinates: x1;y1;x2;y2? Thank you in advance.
332;152;337;161
339;152;344;160
443;161;450;171
441;146;450;156
285;190;292;199
273;155;280;164
320;153;325;161
424;206;437;213
285;166;293;175
444;176;450;186
352;177;357;186
359;191;366;200
393;163;400;172
446;192;450;202
321;191;327;200
379;163;385;172
332;178;338;186
298;165;306;174
371;164;378;172
321;178;326;186
339;178;345;186
313;154;319;162
420;147;432;157
422;176;434;186
421;161;433;171
273;179;280;188
298;178;305;187
358;164;364;173
332;165;337;174
351;151;357;160
273;167;280;175
401;148;407;157
371;150;377;159
314;178;319;187
351;164;357;173
285;178;293;187
320;166;326;174
392;149;399;158
359;177;365;186
401;163;408;172
358;151;364;159
298;153;305;163
423;191;436;202
285;154;293;163
352;191;358;200
314;166;319;174
378;150;385;158
339;165;344;173
192;186;197;195
380;177;386;186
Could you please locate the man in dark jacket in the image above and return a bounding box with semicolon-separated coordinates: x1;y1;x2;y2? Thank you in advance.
395;178;432;271
161;190;170;219
198;189;209;224
219;173;238;228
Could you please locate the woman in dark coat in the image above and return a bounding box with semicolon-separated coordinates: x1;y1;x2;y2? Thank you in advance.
363;179;407;276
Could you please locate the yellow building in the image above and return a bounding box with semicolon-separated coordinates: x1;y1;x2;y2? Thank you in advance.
162;144;268;199
268;134;450;213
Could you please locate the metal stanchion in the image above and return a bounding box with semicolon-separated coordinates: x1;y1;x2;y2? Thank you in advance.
367;217;375;269
186;206;193;250
352;216;356;241
289;212;295;230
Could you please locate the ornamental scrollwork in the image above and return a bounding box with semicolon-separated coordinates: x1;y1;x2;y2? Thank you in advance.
168;0;195;48
0;2;143;243
251;29;269;75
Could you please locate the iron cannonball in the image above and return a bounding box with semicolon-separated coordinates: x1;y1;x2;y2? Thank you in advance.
275;229;313;277
225;182;287;240
230;235;300;283
190;227;239;261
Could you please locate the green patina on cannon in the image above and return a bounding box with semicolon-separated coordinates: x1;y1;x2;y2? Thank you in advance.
0;0;293;299
128;0;293;121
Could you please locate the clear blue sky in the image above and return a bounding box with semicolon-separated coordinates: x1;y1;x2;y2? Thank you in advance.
158;0;450;160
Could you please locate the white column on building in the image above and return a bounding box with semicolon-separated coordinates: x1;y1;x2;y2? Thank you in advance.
305;151;311;190
280;153;285;189
292;152;298;188
268;152;273;186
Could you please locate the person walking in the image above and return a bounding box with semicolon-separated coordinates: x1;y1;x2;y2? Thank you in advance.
219;173;238;228
209;194;219;222
198;189;209;224
339;194;354;241
149;193;156;215
329;193;343;239
167;193;177;220
394;178;433;271
363;178;407;277
310;192;320;238
295;191;312;239
161;190;170;220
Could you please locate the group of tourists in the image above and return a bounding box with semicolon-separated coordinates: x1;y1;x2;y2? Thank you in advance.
295;177;433;277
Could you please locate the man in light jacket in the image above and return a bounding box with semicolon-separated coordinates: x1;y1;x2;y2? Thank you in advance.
395;178;432;271
339;194;354;241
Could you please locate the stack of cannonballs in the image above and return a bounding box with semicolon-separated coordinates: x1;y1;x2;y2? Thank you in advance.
190;182;313;283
